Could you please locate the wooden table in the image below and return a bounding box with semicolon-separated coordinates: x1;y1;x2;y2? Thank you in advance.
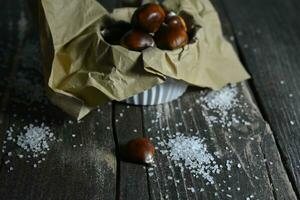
0;0;299;199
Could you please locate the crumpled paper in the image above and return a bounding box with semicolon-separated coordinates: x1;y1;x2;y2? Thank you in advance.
39;0;250;119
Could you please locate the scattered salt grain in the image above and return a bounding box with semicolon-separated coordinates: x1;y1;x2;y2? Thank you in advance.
290;121;295;125
280;80;285;84
3;123;61;168
226;160;233;171
72;134;76;138
157;133;221;184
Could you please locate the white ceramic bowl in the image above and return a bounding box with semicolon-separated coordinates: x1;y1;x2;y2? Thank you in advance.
124;78;188;105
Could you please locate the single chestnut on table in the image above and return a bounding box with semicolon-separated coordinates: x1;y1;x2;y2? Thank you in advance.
121;137;155;164
121;29;155;51
132;3;166;33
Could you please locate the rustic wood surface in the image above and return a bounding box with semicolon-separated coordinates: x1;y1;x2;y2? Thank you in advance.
221;0;300;197
0;0;299;199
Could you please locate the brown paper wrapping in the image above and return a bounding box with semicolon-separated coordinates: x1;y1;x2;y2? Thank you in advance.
39;0;250;119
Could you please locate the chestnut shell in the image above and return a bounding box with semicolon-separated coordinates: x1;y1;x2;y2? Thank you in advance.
132;3;166;33
123;138;155;164
121;29;155;51
154;24;189;50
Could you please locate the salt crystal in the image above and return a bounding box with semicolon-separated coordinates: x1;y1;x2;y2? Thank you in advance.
158;133;221;184
72;134;76;138
290;121;295;125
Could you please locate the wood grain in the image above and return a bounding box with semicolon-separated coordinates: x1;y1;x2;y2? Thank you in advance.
220;0;300;196
114;103;150;200
0;1;117;199
143;83;296;199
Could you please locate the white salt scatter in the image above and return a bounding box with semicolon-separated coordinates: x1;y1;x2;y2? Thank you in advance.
187;187;195;193
133;129;137;133
226;160;233;171
148;172;154;177
9;167;13;171
290;121;295;125
167;176;173;180
147;128;151;132
157;133;221;184
280;80;285;84
79;144;83;147
115;119;119;123
226;194;232;198
188;108;193;112
237;187;241;191
119;113;124;117
237;163;242;168
68;120;73;124
106;126;111;130
73;145;77;148
18;154;24;159
4;160;10;165
289;93;293;97
7;152;12;156
72;134;76;138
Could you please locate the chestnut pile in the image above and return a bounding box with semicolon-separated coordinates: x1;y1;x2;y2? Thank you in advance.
102;3;194;51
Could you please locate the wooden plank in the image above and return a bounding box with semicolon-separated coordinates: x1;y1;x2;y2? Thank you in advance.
0;1;117;199
143;83;296;199
114;103;150;200
141;0;297;198
0;0;29;161
220;0;300;196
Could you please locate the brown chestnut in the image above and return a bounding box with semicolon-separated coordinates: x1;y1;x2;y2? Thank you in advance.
132;3;166;33
123;138;155;164
121;29;155;51
101;21;132;45
154;24;188;50
179;11;195;33
165;15;187;32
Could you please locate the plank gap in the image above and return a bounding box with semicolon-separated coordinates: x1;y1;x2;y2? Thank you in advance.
112;101;121;200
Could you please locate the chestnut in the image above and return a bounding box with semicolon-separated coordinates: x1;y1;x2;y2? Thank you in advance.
101;21;132;45
154;24;188;50
165;15;187;32
179;11;195;33
122;138;155;164
121;29;155;51
132;3;166;33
